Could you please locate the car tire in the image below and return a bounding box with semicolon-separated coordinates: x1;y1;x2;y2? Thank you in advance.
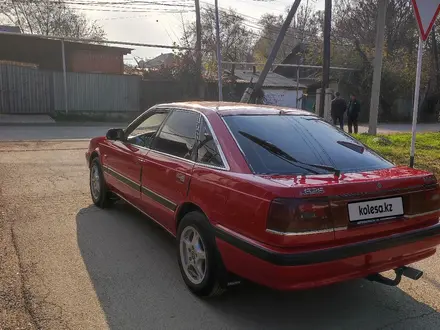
90;157;114;208
177;211;226;297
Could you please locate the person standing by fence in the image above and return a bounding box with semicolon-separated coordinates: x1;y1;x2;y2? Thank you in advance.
331;92;347;131
347;93;361;134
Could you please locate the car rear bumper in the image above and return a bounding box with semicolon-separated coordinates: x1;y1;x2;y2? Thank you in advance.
214;223;440;290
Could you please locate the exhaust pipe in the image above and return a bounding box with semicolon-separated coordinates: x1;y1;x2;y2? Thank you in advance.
401;266;423;280
366;266;423;287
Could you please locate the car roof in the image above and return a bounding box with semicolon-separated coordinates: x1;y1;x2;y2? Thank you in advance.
155;101;315;117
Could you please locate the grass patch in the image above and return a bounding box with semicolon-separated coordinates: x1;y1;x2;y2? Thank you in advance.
354;133;440;177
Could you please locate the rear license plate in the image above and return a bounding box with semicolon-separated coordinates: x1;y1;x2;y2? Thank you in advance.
348;197;404;222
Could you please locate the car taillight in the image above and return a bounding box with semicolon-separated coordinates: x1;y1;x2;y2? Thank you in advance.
406;184;440;216
267;198;333;234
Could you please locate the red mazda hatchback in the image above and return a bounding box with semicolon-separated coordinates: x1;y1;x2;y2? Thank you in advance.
86;102;440;297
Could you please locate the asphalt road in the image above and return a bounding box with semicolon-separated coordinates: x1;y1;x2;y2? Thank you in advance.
1;137;440;329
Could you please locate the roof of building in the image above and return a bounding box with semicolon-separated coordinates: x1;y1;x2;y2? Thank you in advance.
0;25;21;33
0;31;132;71
155;101;313;116
0;31;132;53
226;69;307;89
141;53;176;68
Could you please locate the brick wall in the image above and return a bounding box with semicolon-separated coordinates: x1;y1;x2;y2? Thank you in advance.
70;50;124;74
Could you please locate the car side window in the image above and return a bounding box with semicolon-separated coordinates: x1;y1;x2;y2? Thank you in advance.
152;110;200;160
127;111;169;148
196;119;224;168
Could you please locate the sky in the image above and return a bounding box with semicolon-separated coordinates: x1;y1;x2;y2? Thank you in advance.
79;0;326;63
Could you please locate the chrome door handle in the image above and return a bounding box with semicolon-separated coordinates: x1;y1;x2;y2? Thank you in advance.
176;173;186;183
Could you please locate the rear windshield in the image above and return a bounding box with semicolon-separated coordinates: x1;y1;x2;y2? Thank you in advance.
223;115;394;175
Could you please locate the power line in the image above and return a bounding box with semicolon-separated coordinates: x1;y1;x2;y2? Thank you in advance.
1;0;192;7
199;1;354;50
221;61;358;71
0;30;195;50
64;1;190;5
66;2;192;10
95;14;151;21
200;2;319;43
71;7;193;13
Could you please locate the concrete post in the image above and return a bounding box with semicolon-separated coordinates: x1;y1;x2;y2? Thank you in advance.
214;0;223;101
194;0;204;100
240;0;302;103
324;88;334;122
61;39;68;114
319;0;332;118
315;88;322;115
368;0;388;135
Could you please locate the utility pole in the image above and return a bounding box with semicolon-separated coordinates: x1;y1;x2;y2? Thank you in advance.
432;25;439;89
368;0;388;135
240;0;302;103
194;0;203;99
318;0;332;118
214;0;223;101
410;36;424;168
61;39;68;114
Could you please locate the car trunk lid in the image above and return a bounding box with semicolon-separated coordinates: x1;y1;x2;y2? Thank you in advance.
262;166;440;246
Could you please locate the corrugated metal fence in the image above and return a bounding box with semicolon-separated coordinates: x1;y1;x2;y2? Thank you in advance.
0;63;141;114
0;64;52;113
53;72;141;112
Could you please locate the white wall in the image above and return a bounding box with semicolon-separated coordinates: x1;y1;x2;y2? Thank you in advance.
263;89;303;109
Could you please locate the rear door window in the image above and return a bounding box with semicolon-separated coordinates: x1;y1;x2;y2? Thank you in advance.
223;115;393;175
152;110;200;160
196;119;224;168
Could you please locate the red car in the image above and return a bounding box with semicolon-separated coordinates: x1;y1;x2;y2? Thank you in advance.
86;102;440;297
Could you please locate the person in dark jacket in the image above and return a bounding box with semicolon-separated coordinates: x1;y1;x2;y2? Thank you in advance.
347;93;361;134
331;92;347;130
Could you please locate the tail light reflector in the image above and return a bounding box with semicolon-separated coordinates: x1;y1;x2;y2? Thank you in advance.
267;198;333;234
405;184;440;216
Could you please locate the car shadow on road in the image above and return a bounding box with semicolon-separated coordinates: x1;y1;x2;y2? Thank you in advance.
76;203;440;330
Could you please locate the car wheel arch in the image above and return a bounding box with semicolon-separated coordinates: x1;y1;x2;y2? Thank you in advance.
175;202;231;294
89;151;100;168
175;202;210;229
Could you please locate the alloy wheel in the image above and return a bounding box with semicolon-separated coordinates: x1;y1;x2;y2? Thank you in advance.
90;164;101;200
179;226;207;285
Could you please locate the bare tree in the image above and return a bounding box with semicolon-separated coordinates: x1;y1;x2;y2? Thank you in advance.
333;0;417;57
0;0;105;39
253;1;322;63
182;7;254;77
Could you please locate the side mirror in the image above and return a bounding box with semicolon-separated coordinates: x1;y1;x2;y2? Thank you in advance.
106;128;125;141
204;132;213;142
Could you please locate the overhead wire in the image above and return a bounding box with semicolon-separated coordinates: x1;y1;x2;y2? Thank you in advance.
1;0;195;14
200;1;353;49
2;0;353;57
